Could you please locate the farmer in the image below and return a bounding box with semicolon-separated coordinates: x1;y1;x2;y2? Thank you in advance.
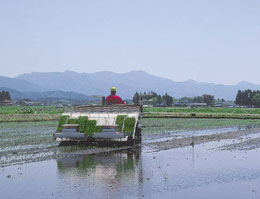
106;87;125;104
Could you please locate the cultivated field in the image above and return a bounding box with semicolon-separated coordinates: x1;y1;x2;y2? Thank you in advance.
141;118;260;134
0;106;64;115
2;112;260;198
144;107;260;114
0;106;65;122
144;107;260;119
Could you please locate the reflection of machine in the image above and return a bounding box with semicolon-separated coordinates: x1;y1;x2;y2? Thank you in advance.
53;105;142;146
57;148;141;172
56;148;143;198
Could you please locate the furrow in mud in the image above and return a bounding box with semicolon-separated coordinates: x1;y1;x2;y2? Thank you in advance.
146;128;260;151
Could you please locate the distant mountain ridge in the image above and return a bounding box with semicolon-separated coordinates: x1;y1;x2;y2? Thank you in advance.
1;70;260;100
0;76;42;92
0;87;95;101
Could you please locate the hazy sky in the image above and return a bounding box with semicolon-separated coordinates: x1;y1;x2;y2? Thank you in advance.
0;0;259;85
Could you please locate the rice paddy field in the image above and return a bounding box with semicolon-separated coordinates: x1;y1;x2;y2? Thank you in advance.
1;118;260;166
2;106;260;122
141;118;260;134
0;106;64;122
2;117;260;198
144;107;260;119
144;107;260;114
0;106;64;115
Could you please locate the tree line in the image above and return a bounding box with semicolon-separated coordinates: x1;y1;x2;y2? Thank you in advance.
132;91;215;106
0;91;11;102
235;89;260;107
177;94;216;106
133;91;174;106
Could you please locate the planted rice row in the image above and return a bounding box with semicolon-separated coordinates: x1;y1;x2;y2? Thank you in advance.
144;107;260;115
57;116;102;135
57;115;136;136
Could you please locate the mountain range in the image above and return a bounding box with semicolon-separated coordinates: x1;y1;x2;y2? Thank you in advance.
0;87;95;101
1;70;260;100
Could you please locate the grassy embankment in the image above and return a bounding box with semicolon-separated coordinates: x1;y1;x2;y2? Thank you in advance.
0;106;64;122
143;107;260;119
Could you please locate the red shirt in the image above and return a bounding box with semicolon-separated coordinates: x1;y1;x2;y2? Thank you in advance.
106;95;125;104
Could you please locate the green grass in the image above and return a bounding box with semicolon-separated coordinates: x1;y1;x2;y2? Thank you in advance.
141;118;260;134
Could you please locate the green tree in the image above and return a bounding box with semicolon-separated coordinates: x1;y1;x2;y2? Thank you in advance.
166;96;173;106
193;96;204;103
0;92;3;102
157;95;162;104
0;91;11;102
5;91;11;100
132;92;139;105
252;93;260;107
235;90;242;106
203;94;214;106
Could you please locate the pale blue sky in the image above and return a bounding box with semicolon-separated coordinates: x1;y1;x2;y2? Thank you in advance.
0;0;259;85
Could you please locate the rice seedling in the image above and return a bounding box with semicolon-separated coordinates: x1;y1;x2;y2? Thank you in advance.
116;115;126;132
78;116;88;132
124;118;136;134
84;120;102;136
57;115;69;132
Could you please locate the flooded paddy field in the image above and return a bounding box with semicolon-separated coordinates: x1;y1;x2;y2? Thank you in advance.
1;118;260;198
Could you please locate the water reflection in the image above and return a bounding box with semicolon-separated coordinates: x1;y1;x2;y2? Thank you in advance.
58;149;141;184
57;148;141;172
2;139;260;199
56;148;143;198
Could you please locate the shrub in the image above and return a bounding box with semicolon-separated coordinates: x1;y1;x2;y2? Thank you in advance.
57;115;69;132
116;115;126;132
78;116;88;133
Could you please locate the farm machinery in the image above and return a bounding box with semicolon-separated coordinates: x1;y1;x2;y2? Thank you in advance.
53;105;142;146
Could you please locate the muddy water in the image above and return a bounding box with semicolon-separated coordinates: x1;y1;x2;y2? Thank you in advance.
1;136;260;199
2;121;260;198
